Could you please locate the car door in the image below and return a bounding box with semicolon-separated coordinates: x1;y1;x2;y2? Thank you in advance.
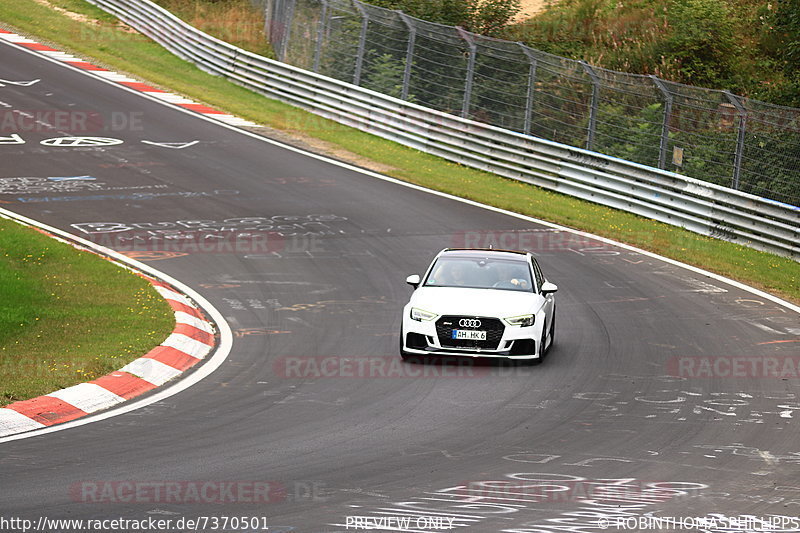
531;257;555;326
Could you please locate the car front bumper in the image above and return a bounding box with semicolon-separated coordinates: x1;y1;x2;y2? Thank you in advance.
402;310;542;359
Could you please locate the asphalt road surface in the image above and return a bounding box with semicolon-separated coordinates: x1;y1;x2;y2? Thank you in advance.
2;38;800;533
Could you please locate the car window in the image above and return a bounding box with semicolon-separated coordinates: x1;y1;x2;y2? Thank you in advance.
531;258;545;292
425;257;533;292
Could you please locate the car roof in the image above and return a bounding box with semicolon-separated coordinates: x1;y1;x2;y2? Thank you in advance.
438;248;531;261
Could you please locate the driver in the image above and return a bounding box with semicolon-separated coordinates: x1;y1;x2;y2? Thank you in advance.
433;261;469;286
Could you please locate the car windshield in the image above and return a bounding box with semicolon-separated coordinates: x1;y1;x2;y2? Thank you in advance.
424;256;533;292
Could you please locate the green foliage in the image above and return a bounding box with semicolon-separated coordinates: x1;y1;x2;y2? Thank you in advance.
664;0;738;86
467;0;523;36
594;103;663;167
509;0;800;106
363;52;407;98
769;0;800;71
762;0;800;104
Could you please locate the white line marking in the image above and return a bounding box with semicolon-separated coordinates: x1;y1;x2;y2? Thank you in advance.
141;140;199;149
0;78;40;87
0;134;25;144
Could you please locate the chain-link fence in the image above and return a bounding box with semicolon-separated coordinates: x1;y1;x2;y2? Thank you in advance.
255;0;800;207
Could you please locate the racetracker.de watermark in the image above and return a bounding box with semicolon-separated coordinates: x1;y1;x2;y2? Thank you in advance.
0;110;143;133
272;356;536;378
667;356;800;378
69;480;328;504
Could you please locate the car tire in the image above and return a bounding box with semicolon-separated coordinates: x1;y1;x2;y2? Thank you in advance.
545;311;556;356
538;326;548;360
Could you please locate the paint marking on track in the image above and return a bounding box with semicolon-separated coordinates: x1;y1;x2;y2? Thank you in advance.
141;140;199;149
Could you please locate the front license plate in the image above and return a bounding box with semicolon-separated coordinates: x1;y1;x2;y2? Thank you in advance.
452;329;487;341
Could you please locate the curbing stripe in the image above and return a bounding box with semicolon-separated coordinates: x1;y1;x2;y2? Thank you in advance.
0;408;46;435
160;333;213;360
154;286;193;307
47;383;126;414
120;358;184;386
173;322;215;346
90;372;158;400
5;396;87;426
142;346;201;372
175;311;215;334
166;300;205;319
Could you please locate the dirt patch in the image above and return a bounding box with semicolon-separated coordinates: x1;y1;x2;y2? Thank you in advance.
31;0;94;24
244;124;399;175
514;0;551;21
31;0;138;33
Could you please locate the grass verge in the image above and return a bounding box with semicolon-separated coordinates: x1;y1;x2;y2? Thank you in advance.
0;0;797;304
0;217;174;406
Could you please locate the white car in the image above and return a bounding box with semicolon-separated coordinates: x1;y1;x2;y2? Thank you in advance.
401;248;557;361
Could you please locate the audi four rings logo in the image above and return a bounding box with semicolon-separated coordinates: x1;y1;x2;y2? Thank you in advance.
459;318;482;328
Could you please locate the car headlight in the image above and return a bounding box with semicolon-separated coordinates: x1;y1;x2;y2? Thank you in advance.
504;314;535;327
411;307;438;322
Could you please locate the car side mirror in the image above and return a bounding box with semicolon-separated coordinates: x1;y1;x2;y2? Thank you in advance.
406;274;421;288
541;281;558;295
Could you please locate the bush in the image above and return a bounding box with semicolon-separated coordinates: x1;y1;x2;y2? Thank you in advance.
663;0;739;86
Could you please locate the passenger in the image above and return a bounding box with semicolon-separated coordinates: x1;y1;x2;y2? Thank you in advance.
494;262;530;289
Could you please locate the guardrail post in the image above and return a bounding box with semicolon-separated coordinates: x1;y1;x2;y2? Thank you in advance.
352;1;370;86
457;27;477;119
580;61;600;151
312;0;329;73
398;11;416;101
519;44;538;136
725;91;747;190
651;75;674;170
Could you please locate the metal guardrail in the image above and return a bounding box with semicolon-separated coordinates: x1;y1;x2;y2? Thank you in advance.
85;0;799;259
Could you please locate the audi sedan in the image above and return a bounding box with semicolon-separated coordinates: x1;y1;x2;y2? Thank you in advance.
400;248;557;361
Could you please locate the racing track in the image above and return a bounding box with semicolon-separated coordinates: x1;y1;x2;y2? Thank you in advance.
2;37;800;533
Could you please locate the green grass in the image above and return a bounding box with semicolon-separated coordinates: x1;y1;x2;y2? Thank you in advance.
0;218;174;406
0;0;797;305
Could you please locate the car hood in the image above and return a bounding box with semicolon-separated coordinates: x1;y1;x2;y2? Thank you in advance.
408;286;541;317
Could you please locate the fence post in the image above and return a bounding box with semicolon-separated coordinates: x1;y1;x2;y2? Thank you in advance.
725;91;747;190
398;11;416;101
352;1;369;86
579;61;600;151
519;44;538;136
312;0;329;73
651;75;674;170
457;27;477;119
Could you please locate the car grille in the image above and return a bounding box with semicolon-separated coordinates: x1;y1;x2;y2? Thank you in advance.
435;316;504;350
